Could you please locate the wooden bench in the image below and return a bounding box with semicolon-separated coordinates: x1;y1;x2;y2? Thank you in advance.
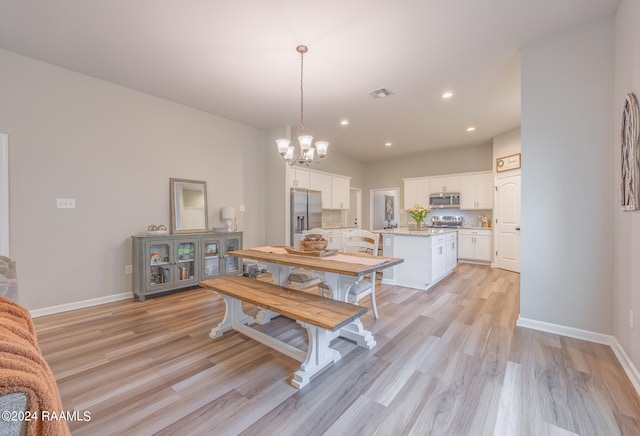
200;275;367;389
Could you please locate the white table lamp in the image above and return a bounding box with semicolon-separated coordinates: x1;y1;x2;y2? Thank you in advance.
221;207;236;231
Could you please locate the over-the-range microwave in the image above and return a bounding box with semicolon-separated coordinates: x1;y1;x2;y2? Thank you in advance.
429;192;460;209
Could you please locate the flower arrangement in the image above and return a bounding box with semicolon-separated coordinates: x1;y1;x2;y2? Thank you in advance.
408;204;430;227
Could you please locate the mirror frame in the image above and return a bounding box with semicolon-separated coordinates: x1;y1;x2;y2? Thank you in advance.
170;178;209;234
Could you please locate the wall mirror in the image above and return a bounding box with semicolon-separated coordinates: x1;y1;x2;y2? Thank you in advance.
170;178;209;234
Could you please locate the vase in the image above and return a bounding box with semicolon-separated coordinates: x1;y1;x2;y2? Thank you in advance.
415;219;424;229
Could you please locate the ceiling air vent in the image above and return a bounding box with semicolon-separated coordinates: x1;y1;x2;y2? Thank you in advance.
368;87;394;99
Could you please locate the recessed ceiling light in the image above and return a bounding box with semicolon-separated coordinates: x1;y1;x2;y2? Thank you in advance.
384;142;392;147
466;127;476;132
340;119;349;126
442;91;453;99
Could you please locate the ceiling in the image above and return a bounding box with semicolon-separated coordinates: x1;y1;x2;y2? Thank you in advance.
0;0;620;162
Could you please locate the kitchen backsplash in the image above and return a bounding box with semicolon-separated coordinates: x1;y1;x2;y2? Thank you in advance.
322;209;346;228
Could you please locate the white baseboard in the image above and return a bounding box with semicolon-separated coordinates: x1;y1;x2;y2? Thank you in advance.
517;317;613;345
517;317;640;396
610;337;640;395
30;291;134;318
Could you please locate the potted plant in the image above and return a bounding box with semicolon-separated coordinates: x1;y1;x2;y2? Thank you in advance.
408;204;430;229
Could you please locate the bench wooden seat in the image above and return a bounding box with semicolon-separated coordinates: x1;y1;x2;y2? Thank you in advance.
200;275;367;389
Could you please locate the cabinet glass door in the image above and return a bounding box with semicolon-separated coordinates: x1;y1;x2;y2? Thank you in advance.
202;240;221;279
147;242;171;289
175;241;197;284
224;237;241;275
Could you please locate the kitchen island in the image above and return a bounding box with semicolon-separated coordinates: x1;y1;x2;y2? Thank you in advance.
378;228;458;291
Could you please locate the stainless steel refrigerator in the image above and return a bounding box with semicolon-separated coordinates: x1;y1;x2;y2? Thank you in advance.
291;188;322;248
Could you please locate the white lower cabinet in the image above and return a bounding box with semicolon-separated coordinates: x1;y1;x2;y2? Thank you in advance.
446;231;457;272
430;234;447;284
457;229;492;263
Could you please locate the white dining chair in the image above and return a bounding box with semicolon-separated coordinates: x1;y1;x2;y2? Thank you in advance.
320;229;380;317
287;228;328;293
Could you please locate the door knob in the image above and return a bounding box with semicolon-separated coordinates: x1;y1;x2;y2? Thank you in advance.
516;227;520;231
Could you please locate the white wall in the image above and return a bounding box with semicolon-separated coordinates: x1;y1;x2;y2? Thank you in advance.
614;0;640;374
520;18;614;333
0;48;267;310
0;134;8;257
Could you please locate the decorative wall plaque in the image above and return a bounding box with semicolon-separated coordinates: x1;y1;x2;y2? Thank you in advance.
496;153;521;172
621;92;639;211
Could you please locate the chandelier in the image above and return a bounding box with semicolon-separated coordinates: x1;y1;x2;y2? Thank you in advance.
276;45;329;166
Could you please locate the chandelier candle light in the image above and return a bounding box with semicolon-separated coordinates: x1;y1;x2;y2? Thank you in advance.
276;45;329;166
408;204;430;229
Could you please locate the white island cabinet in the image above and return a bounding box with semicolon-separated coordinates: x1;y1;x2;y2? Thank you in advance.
380;229;457;291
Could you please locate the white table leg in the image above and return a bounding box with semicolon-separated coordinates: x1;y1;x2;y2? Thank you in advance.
209;293;255;338
210;295;342;389
323;272;377;349
255;262;293;325
292;323;342;389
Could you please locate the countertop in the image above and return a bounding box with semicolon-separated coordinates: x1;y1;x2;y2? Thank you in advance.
375;228;458;237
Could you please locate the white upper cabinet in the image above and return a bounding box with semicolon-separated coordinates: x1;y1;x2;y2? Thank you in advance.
331;176;350;209
460;172;493;210
403;178;429;209
291;168;310;189
429;176;461;193
287;167;350;209
309;172;332;208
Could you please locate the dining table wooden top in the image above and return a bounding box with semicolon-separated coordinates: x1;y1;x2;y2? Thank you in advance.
228;247;403;277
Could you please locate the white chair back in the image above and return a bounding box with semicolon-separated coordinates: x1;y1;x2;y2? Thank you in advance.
342;229;378;255
341;229;381;318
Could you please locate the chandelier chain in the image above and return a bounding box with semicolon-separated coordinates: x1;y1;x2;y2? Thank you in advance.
299;47;304;135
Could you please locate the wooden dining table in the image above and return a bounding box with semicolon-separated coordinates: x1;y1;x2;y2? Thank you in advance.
226;246;403;349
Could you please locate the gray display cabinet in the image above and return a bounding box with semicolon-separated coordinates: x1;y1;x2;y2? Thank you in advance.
132;231;242;301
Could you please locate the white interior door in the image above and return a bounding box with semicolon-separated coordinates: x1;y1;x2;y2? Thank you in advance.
494;173;521;272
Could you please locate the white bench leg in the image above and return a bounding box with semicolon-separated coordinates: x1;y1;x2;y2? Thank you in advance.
210;293;255;339
292;323;341;389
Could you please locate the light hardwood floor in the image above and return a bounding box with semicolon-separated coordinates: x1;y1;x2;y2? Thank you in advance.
33;264;640;435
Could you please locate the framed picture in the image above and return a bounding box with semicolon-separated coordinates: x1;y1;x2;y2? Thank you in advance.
384;195;394;222
621;92;639;211
496;153;521;172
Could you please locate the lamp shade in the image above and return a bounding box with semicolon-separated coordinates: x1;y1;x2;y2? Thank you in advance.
276;138;290;155
315;141;329;157
221;207;235;220
298;135;313;152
